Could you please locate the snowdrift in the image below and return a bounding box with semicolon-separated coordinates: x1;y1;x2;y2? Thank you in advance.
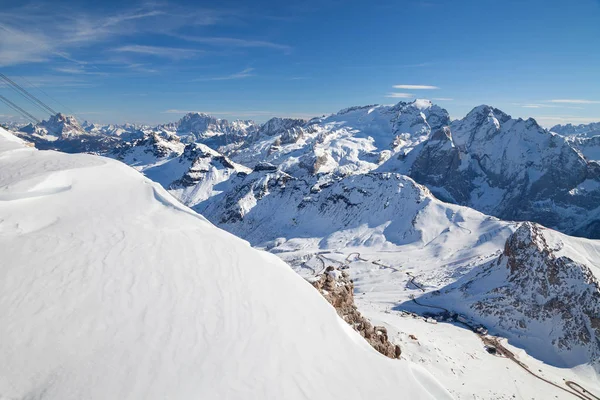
0;128;450;400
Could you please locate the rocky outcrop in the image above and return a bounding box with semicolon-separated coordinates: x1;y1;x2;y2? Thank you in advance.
427;222;600;368
171;143;240;188
311;266;402;359
111;131;184;161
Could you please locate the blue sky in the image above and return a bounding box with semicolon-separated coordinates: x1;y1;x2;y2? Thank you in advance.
1;0;599;126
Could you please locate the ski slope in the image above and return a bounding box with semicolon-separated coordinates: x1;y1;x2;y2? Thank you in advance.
0;128;451;400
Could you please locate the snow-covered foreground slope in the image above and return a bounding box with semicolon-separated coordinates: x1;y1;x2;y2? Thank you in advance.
0;128;451;400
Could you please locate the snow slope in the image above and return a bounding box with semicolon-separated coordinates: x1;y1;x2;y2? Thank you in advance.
0;127;451;400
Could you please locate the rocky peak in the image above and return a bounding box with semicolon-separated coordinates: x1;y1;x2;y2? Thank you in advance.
259;117;306;136
177;113;221;133
20;112;84;138
454;222;600;366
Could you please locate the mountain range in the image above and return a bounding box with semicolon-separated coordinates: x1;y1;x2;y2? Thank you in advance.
19;100;598;239
9;101;600;397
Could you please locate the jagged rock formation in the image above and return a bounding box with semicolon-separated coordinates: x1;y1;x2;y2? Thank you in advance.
17;113;119;153
111;131;185;163
172;112;258;148
166;142;250;208
311;266;401;359
423;222;600;369
20;113;83;138
381;105;600;238
551;122;600;138
257;117;306;137
82;121;145;141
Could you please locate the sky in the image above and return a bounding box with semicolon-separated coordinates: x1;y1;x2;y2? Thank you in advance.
0;0;599;127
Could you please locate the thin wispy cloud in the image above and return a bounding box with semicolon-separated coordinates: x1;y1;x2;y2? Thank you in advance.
0;75;97;88
433;97;453;101
513;103;584;110
0;3;228;67
386;93;414;98
113;45;203;60
0;24;54;66
548;99;600;104
174;34;292;53
393;84;439;90
194;68;255;81
53;66;107;76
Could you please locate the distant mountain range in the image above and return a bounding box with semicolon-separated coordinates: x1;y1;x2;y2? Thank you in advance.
15;101;599;239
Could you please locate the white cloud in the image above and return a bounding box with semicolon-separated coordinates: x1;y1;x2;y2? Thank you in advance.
113;45;203;60
386;93;414;98
0;4;228;67
548;99;600;104
432;97;453;101
174;35;292;53
194;68;255;81
513;103;584;110
393;85;439;90
53;67;107;76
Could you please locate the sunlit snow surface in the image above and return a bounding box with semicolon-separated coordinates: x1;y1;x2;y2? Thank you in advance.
0;128;451;400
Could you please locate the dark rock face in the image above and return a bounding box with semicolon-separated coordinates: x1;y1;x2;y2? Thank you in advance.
436;222;600;367
311;266;401;359
174;113;258;147
171;144;238;188
253;162;278;172
258;117;306;137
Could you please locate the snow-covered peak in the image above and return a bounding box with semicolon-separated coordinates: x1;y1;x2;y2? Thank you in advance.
20;112;84;138
227;100;451;178
259;117;306;136
0;126;451;400
172;112;259;148
450;105;511;147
